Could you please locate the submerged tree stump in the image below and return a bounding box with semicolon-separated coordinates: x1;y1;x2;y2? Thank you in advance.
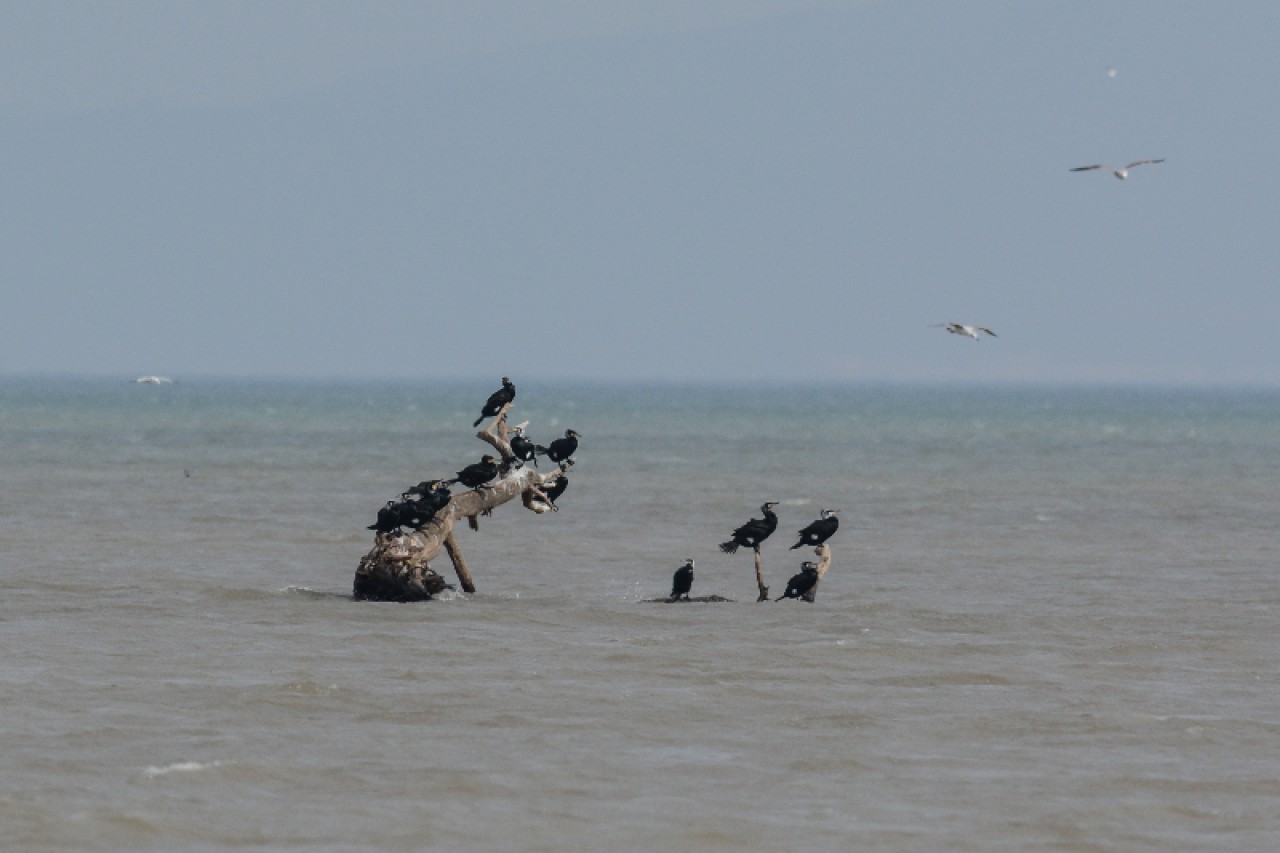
353;407;574;601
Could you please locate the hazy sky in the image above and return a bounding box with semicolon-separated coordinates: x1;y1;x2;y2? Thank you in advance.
4;0;1280;384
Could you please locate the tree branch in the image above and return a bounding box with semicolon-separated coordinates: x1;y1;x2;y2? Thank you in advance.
754;550;769;602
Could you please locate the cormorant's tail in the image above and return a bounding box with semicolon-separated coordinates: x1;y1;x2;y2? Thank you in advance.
472;416;484;427
444;478;460;486
719;541;738;554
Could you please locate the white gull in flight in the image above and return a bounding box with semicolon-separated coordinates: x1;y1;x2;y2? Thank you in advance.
933;322;996;340
1070;159;1164;180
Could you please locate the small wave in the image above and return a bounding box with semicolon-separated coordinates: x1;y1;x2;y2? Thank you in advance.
277;681;343;696
143;760;223;778
281;586;351;600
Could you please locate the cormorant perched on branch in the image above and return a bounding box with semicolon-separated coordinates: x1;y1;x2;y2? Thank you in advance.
777;562;819;600
670;558;695;601
537;429;579;463
368;500;405;535
719;501;779;554
447;455;501;490
540;460;573;510
790;508;839;550
368;494;441;535
472;377;515;427
403;480;452;520
509;425;538;467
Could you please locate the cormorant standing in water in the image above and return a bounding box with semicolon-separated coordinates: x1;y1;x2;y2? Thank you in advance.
790;508;839;550
777;562;820;600
473;377;515;427
670;558;695;601
447;454;501;489
509;425;538;467
719;501;779;554
537;429;579;463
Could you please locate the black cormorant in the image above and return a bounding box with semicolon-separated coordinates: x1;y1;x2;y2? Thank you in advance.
777;562;820;600
401;480;452;525
670;558;695;600
394;500;430;530
790;508;839;549
509;426;538;467
368;500;405;534
540;460;573;510
537;429;579;463
719;501;779;554
447;455;501;489
472;377;515;427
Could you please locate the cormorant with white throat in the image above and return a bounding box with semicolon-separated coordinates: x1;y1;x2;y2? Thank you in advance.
473;377;515;427
538;429;579;463
777;562;820;600
509;425;538;467
791;509;839;549
670;559;695;601
719;501;779;554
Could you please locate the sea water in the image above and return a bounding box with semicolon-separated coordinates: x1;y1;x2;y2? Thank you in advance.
1;377;1277;851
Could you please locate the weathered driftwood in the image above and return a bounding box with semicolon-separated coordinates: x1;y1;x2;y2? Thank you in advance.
801;543;832;603
353;406;571;601
754;550;769;602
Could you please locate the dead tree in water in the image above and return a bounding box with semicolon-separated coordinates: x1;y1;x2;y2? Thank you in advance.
754;550;769;602
354;406;572;601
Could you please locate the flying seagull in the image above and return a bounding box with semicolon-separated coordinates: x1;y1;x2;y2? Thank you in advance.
1069;159;1164;180
932;322;996;340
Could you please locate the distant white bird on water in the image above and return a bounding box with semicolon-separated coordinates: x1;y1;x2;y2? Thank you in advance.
1070;159;1164;180
133;375;173;384
933;322;996;340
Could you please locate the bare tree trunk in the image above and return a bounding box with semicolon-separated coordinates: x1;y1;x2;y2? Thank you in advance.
801;543;832;603
442;531;476;594
754;549;770;602
353;406;572;601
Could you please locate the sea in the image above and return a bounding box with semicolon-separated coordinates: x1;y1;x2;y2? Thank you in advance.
1;376;1277;852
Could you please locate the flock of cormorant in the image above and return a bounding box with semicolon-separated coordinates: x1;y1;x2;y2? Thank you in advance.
368;479;454;535
367;378;579;537
667;502;842;602
366;377;842;604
